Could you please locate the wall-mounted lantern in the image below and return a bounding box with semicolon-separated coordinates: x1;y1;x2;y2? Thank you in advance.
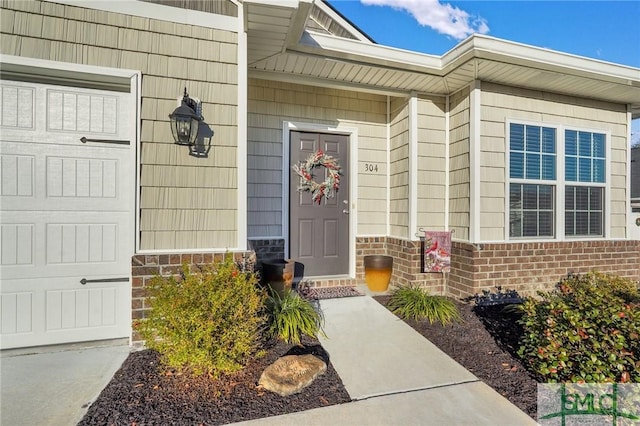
169;87;202;146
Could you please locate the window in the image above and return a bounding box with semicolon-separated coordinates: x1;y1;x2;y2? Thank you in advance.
564;130;605;236
508;124;607;239
509;124;557;238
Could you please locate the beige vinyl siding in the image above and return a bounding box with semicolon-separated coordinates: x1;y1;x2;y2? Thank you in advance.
247;79;387;238
448;88;471;240
389;96;410;238
480;82;629;240
1;0;239;250
416;94;447;230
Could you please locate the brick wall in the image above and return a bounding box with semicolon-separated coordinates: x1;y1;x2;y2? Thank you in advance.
448;240;640;298
131;241;639;344
131;251;253;344
356;236;446;294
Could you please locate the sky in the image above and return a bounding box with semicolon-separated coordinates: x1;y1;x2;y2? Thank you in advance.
326;0;640;143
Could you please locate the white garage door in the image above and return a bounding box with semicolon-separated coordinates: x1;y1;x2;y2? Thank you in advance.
0;80;134;349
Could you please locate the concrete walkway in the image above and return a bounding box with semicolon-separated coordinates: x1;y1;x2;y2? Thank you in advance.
1;341;130;426
234;294;536;426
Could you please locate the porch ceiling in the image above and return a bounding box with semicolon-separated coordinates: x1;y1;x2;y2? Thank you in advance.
245;1;640;117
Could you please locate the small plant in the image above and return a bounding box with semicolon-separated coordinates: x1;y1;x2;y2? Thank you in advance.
135;256;266;377
265;289;325;345
517;271;639;383
387;285;461;325
474;286;523;307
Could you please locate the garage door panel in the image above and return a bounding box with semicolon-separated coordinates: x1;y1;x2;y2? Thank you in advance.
47;88;118;135
1;291;33;334
0;223;34;266
1;141;129;211
1;80;133;349
1;211;129;280
46;286;118;330
1;84;35;129
0;153;34;196
1;277;128;348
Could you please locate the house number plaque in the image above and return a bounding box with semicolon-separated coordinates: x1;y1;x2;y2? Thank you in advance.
363;163;380;173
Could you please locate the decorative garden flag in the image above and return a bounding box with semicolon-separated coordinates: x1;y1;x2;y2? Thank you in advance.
423;230;452;273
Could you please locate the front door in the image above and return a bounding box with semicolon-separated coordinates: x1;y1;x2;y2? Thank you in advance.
289;131;349;277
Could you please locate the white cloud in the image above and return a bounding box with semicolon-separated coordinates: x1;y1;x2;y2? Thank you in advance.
361;0;490;40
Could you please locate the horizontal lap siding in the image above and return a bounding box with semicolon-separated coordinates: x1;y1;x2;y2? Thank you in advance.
480;82;629;240
1;0;239;250
247;79;387;238
417;95;447;230
448;88;470;240
389;97;409;239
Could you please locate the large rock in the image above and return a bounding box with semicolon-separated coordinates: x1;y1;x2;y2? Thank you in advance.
258;354;327;396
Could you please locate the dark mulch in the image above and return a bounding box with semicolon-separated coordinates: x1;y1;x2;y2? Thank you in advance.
79;337;350;426
373;296;538;420
81;289;538;424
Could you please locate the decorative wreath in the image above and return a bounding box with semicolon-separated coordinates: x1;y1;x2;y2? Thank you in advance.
293;150;342;204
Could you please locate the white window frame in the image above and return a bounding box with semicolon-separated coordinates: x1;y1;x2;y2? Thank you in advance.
505;120;611;242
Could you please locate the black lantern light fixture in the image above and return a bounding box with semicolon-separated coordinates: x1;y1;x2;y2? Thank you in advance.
169;87;202;146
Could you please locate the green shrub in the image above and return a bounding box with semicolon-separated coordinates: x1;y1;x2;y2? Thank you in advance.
135;256;266;377
387;285;461;325
517;272;639;383
265;289;325;345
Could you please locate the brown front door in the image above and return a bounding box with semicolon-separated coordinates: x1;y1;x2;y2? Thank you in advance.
289;131;349;276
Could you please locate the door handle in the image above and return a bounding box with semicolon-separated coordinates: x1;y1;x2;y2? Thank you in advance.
342;209;349;215
80;277;129;285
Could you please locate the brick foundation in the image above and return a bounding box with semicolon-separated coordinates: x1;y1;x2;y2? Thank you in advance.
248;238;285;266
448;240;640;298
130;240;639;344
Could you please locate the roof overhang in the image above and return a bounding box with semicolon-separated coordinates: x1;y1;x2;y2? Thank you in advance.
245;1;640;117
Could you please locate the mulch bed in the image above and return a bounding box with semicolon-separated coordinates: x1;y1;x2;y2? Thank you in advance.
374;296;538;420
81;290;538;424
79;337;350;425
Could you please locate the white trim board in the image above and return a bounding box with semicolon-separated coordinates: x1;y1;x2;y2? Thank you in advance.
469;80;481;244
52;0;238;32
408;92;418;241
237;2;248;250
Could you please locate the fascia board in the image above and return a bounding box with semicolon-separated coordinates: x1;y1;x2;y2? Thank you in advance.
470;35;640;86
298;32;640;89
284;0;313;52
298;32;443;74
314;0;374;43
244;0;302;7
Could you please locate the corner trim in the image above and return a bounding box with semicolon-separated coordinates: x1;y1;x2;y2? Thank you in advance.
469;80;481;243
409;92;419;240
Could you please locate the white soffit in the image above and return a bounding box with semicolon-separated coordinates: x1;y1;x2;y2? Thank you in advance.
312;0;374;43
251;27;640;108
245;2;298;66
